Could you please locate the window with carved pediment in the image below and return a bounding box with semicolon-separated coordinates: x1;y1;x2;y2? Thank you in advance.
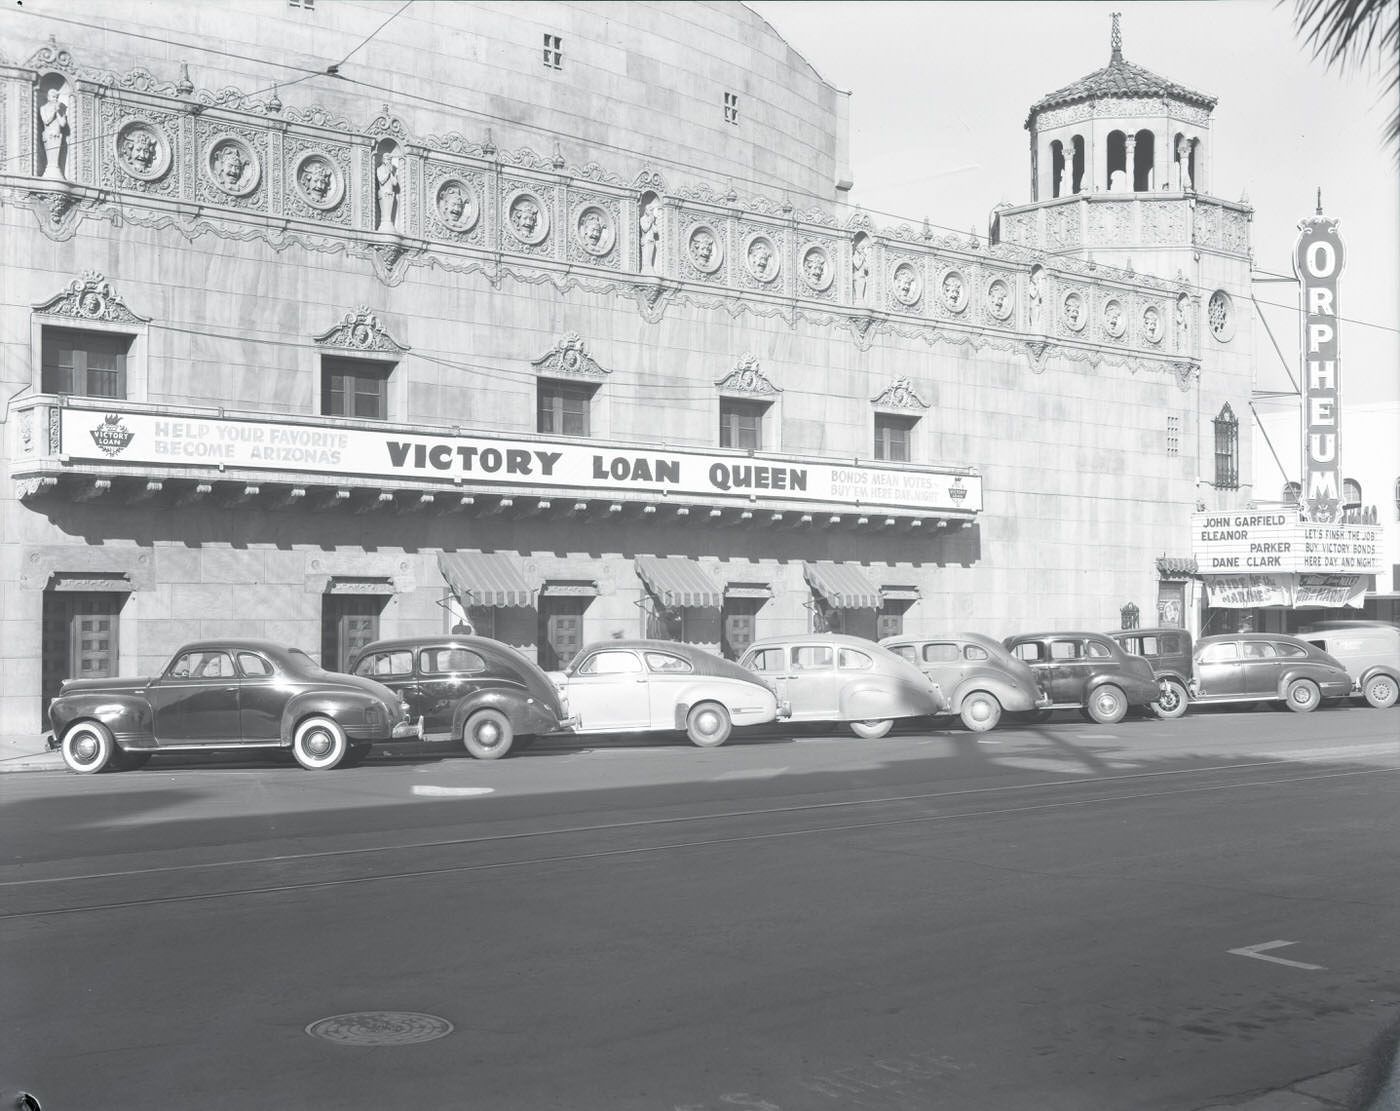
538;379;594;437
322;356;392;421
1212;404;1239;490
720;398;767;451
874;414;917;462
42;327;131;399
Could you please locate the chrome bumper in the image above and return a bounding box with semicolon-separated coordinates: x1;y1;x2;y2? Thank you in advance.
392;716;424;740
776;700;792;720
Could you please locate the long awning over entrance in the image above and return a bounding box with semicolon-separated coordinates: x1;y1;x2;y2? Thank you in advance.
635;556;723;608
803;561;881;609
438;551;533;607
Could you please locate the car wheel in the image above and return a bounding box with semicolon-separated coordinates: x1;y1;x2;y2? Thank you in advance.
464;709;514;759
1086;684;1128;725
1151;679;1190;720
60;721;116;774
292;715;348;770
1285;678;1321;713
1363;674;1399;709
959;692;1002;733
686;702;732;747
849;719;893;739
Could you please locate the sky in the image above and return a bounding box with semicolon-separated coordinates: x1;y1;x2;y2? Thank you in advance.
745;0;1400;412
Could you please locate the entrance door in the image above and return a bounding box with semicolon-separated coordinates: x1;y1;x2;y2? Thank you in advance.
322;595;384;672
539;599;589;670
721;600;761;661
42;592;123;722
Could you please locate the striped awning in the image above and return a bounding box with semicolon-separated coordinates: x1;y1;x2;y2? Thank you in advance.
438;551;533;607
804;561;881;609
1156;556;1200;579
636;556;722;608
880;584;922;603
724;581;773;600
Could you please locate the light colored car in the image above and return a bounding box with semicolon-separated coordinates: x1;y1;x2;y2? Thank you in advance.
740;632;946;738
1297;621;1400;709
881;631;1049;732
1190;633;1353;712
549;639;782;747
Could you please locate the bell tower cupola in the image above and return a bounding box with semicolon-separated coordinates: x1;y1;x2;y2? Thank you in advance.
1027;12;1216;201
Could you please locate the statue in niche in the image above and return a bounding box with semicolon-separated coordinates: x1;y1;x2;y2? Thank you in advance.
376;151;401;232
639;196;662;274
851;235;871;304
40;87;70;181
1175;293;1191;350
1028;265;1046;330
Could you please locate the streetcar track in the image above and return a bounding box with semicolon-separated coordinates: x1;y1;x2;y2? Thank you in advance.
2;762;1394;920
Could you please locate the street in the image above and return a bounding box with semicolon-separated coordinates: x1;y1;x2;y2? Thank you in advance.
3;708;1397;1110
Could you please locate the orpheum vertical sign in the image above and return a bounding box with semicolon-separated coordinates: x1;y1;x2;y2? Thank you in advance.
1293;213;1345;522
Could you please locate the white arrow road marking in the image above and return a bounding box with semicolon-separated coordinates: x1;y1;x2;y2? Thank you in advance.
411;786;496;798
1228;940;1326;970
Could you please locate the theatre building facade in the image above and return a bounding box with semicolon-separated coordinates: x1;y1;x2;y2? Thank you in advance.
0;3;1256;733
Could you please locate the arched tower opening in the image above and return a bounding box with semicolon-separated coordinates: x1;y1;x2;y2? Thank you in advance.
1106;130;1127;192
1133;128;1155;191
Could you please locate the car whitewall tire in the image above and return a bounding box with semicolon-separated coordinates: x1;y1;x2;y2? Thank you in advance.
1086;684;1127;725
464;709;514;759
61;721;115;774
849;719;893;739
686;702;732;747
292;715;349;770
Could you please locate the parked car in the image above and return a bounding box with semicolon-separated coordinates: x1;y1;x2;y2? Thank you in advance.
1003;631;1161;724
1295;621;1400;709
349;636;573;759
880;631;1049;732
1189;633;1353;712
47;639;422;773
1108;627;1194;719
549;639;782;747
739;632;946;738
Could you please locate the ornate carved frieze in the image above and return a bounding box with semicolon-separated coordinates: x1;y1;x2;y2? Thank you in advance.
737;224;785;292
716;354;780;396
1142;201;1186;244
285;138;352;226
1045;203;1081;250
100;101;181;196
1195;202;1220;249
425;162;486;246
886;252;925;313
567;192;620;269
531;332;610;379
1057;286;1089;337
872;376;929;411
1221;208;1250;255
982;272;1016;326
795;238;838;300
33;271;150;324
1033;103;1094;130
196;122;266;210
680;215;728;284
314;307;409;354
1088;201;1131;244
500;180;555;258
932;263;972;319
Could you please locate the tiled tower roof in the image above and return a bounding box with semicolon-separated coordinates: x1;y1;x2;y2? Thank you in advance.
1025;21;1217;127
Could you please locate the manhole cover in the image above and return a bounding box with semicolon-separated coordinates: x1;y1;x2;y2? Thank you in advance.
306;1011;453;1046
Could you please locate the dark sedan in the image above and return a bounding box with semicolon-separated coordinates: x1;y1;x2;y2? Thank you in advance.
1190;633;1353;712
349;636;571;759
1004;631;1161;724
47;639;421;773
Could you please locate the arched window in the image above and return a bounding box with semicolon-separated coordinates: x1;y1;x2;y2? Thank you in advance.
1051;140;1066;198
1342;478;1362;507
1212;404;1239;490
1106;130;1127;191
1282;481;1302;506
1133;129;1155;191
1070;135;1085;194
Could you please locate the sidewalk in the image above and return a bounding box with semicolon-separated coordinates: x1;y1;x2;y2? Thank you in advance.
0;732;63;773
